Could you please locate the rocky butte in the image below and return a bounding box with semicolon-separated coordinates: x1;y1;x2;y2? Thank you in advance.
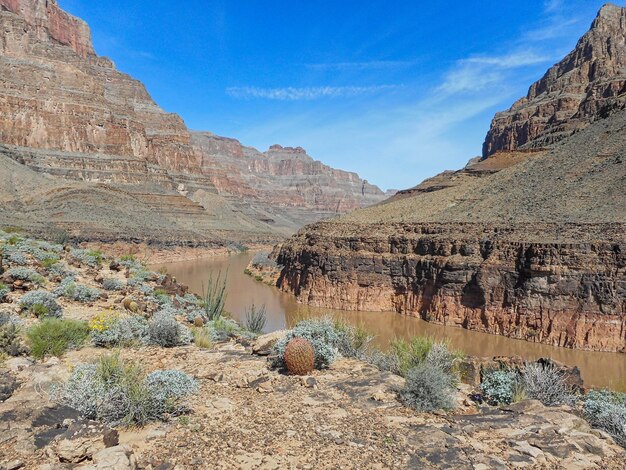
0;0;386;245
274;3;626;353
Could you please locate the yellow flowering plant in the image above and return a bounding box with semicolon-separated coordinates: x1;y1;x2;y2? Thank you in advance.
89;311;120;332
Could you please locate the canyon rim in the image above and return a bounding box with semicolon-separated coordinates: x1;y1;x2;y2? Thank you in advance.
275;3;626;353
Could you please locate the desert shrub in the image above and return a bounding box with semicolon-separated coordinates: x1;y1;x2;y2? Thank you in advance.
41;258;59;269
2;226;23;234
70;248;104;267
583;390;626;448
425;342;461;374
102;278;125;291
522;363;576;406
273;317;343;369
7;267;46;285
203;316;243;342
198;272;227;322
20;290;62;317
7;251;28;265
55;277;102;303
244;304;267;334
369;336;441;377
192;327;213;349
55;354;197;426
250;251;277;269
47;262;76;279
27;319;89;359
90;313;149;348
144;370;199;405
402;363;456;412
481;368;520;405
0;283;9;302
0;322;25;357
332;319;374;359
148;312;193;347
52;229;70;246
119;255;143;270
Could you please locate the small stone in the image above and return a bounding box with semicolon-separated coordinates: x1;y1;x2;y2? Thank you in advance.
3;460;25;470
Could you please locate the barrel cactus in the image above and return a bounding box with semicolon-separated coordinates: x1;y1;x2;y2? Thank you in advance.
284;338;315;376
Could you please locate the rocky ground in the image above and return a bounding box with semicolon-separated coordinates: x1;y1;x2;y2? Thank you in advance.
0;236;625;469
2;342;626;470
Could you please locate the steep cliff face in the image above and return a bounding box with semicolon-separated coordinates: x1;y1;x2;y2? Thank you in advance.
0;0;198;173
275;5;626;352
483;3;626;156
0;0;386;242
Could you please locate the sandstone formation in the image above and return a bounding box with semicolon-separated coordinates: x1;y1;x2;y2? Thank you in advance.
274;5;626;352
193;133;386;233
0;0;386;244
483;3;626;156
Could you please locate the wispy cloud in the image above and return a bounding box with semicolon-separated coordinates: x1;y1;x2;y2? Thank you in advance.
543;0;562;13
226;85;400;100
306;60;417;71
438;50;554;95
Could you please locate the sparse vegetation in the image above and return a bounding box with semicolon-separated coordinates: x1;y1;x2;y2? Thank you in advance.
54;277;102;303
481;368;520;405
200;272;227;321
102;277;125;291
90;313;149;348
191;327;213;349
19;290;62;317
244;304;267;334
522;362;575;406
402;363;456;412
7;267;46;286
54;353;198;426
27;318;89;359
583;389;626;448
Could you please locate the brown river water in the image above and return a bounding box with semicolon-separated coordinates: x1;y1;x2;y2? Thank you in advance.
153;252;626;391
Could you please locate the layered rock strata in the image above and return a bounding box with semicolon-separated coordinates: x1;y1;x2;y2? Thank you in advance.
275;5;626;352
0;0;386;243
483;3;626;156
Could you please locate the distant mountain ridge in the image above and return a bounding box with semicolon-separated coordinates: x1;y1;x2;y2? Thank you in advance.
0;0;386;243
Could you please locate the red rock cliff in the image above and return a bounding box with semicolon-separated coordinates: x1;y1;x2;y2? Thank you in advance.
483;3;626;156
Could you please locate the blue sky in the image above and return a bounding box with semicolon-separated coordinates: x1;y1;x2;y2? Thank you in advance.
60;0;613;190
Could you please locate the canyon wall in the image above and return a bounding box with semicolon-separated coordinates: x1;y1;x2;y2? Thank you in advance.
276;222;625;352
275;4;626;352
0;0;386;243
483;3;626;156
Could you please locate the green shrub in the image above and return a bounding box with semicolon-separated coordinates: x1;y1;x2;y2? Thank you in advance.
0;283;9;301
368;336;455;377
332;319;374;359
245;304;267;334
54;353;198;426
481;368;520;405
583;390;626;448
27;319;89;359
41;258;59;269
200;272;227;321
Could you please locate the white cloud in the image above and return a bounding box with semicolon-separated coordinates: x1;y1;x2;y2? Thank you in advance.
438;50;554;95
306;60;417;71
226;85;400;100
